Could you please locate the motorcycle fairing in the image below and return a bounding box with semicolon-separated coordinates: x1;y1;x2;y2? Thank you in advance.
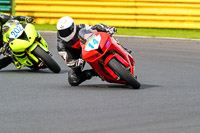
8;23;37;52
13;51;34;66
80;30;136;83
82;32;109;62
2;21;49;68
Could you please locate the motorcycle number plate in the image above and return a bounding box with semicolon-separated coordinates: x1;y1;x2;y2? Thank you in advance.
10;24;24;39
85;35;101;51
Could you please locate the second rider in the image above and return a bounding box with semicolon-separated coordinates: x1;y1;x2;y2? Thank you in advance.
56;16;132;86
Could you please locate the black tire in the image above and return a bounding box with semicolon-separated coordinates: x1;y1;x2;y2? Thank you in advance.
32;46;61;73
107;58;140;89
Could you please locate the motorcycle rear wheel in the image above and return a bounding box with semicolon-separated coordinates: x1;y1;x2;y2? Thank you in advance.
108;58;140;89
32;46;61;73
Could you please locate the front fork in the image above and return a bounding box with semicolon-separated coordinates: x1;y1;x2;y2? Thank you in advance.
11;35;49;68
104;54;135;80
27;39;49;63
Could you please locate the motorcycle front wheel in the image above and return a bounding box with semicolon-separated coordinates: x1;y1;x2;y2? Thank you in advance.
32;46;61;73
108;58;140;89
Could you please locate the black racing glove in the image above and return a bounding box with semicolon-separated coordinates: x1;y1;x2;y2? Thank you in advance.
25;17;34;23
67;58;85;68
91;24;117;35
106;26;117;35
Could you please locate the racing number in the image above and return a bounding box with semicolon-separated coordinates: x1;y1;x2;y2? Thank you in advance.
11;25;23;38
85;35;101;51
93;38;99;44
88;38;99;49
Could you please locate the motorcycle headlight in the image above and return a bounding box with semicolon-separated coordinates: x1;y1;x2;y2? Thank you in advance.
2;26;10;35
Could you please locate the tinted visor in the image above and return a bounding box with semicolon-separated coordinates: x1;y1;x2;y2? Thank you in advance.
58;22;74;37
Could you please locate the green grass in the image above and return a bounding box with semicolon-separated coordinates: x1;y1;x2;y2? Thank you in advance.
34;24;200;39
35;24;57;31
116;28;200;39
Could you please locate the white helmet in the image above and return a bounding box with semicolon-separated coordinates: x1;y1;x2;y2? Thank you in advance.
57;16;76;42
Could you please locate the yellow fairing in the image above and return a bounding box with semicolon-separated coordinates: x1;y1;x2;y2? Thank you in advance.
13;52;34;66
9;23;38;52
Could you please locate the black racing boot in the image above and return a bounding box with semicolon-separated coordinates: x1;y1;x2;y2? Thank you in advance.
83;69;98;79
68;69;98;86
77;69;98;85
68;69;81;86
0;56;12;70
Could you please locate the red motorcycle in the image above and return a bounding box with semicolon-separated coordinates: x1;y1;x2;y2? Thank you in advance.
79;29;140;89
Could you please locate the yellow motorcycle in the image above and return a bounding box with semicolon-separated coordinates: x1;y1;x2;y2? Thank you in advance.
2;20;60;73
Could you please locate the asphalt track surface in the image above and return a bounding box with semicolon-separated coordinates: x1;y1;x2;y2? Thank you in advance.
0;32;200;133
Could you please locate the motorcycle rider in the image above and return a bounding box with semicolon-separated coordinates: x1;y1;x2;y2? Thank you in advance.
0;14;34;69
57;16;132;86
